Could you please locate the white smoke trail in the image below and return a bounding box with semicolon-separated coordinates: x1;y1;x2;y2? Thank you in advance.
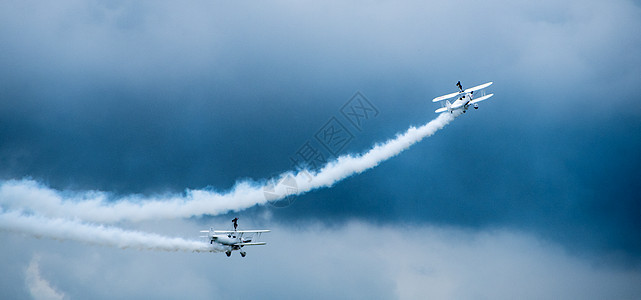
0;208;220;253
0;113;458;222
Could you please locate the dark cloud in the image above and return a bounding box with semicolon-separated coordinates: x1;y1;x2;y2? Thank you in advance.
1;0;640;265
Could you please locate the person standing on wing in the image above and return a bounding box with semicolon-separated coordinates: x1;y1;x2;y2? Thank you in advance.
456;81;463;92
232;217;239;231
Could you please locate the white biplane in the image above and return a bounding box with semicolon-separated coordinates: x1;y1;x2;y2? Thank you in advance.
433;81;494;114
200;228;270;257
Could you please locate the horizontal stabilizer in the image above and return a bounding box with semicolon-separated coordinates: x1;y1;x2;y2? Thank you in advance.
434;107;449;113
450;102;464;110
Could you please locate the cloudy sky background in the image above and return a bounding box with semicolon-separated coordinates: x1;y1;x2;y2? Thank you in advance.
1;0;640;299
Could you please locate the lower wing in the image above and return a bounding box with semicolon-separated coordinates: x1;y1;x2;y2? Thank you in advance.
469;93;494;104
234;242;267;246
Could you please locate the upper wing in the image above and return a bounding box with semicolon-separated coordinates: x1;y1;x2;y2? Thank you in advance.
432;91;462;102
464;82;493;94
433;82;492;102
469;93;494;104
213;230;271;234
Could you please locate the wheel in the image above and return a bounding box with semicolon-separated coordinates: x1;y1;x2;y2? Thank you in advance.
225;251;231;257
463;110;466;113
240;252;246;257
474;107;478;109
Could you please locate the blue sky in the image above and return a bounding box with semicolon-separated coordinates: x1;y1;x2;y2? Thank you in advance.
1;0;641;299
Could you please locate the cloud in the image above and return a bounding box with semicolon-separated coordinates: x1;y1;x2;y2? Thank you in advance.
0;208;218;253
3;222;640;299
25;255;66;300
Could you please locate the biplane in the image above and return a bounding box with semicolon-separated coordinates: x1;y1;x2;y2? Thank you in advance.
433;81;494;113
200;227;270;257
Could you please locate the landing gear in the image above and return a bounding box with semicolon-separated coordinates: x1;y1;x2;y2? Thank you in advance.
240;251;246;257
463;110;466;113
225;251;232;257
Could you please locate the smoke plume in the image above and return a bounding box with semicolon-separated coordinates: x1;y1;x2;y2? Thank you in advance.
0;208;219;253
0;113;457;222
